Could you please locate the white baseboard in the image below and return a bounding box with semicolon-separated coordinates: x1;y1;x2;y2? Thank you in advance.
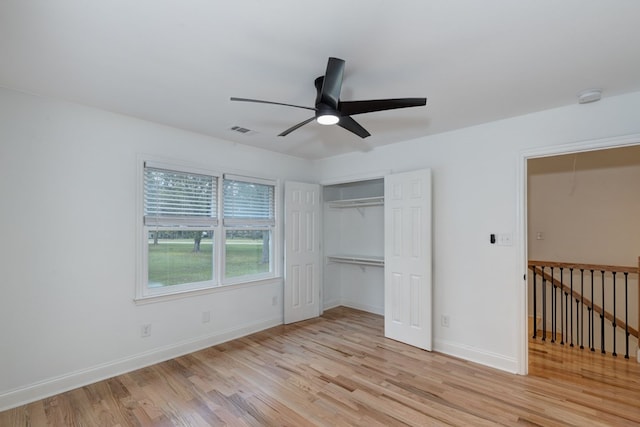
0;316;281;412
323;299;383;316
434;338;519;374
340;300;383;316
322;298;342;311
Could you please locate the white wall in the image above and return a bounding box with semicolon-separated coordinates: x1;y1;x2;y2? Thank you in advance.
317;90;640;372
0;87;318;410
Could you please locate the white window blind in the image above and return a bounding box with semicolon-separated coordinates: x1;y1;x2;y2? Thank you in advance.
144;165;218;226
223;174;275;226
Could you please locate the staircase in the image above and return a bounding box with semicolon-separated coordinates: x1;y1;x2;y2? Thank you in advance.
529;258;639;360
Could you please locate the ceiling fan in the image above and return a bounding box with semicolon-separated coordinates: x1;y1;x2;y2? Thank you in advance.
230;57;427;138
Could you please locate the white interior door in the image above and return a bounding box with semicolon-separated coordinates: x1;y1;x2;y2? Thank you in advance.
284;181;321;324
384;169;432;350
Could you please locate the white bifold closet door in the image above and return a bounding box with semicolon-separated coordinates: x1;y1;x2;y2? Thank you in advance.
384;169;432;351
283;181;321;324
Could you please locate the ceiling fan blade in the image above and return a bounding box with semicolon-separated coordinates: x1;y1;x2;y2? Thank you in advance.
230;97;315;111
318;57;345;109
337;116;371;138
339;98;426;116
278;116;316;137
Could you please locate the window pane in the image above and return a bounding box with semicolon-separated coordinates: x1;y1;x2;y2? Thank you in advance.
225;229;271;279
148;230;214;287
144;167;217;223
223;179;274;226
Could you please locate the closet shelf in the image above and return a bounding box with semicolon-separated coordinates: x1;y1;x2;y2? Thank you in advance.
326;254;384;267
327;196;383;208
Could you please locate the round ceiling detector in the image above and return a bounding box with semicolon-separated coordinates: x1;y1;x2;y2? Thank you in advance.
577;89;602;104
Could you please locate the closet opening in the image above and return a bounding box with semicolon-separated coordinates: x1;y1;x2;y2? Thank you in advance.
323;178;385;315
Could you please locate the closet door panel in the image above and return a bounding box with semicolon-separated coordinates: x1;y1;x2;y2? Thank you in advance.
384;169;432;350
284;181;321;324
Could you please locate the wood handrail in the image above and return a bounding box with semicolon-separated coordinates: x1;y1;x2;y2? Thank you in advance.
529;265;639;340
528;260;639;274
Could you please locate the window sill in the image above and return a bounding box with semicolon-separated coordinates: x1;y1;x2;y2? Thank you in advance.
134;276;283;305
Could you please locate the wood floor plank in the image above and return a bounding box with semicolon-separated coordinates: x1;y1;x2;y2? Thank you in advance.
2;306;640;426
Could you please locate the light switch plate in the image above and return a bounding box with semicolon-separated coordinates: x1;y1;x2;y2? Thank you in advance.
496;233;513;246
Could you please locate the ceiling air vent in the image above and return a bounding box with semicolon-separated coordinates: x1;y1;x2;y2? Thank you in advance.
230;125;253;135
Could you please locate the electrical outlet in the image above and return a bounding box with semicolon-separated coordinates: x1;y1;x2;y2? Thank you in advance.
441;315;450;328
141;324;151;337
272;296;278;306
202;311;210;323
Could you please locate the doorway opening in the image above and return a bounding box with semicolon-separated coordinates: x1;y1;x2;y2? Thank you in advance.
519;135;640;374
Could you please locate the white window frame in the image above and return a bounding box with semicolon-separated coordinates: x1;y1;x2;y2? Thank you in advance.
135;156;280;303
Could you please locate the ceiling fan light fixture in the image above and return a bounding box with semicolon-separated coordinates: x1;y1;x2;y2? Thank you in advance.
317;114;339;125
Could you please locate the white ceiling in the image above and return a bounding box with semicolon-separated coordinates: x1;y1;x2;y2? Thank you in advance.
2;1;640;160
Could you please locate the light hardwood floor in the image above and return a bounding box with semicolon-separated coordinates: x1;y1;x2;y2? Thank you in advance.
2;307;639;426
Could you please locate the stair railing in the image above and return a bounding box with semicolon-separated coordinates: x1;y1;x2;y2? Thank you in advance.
529;257;639;359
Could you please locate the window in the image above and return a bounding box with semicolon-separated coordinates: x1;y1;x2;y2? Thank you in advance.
138;160;278;300
141;162;218;297
223;174;275;283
